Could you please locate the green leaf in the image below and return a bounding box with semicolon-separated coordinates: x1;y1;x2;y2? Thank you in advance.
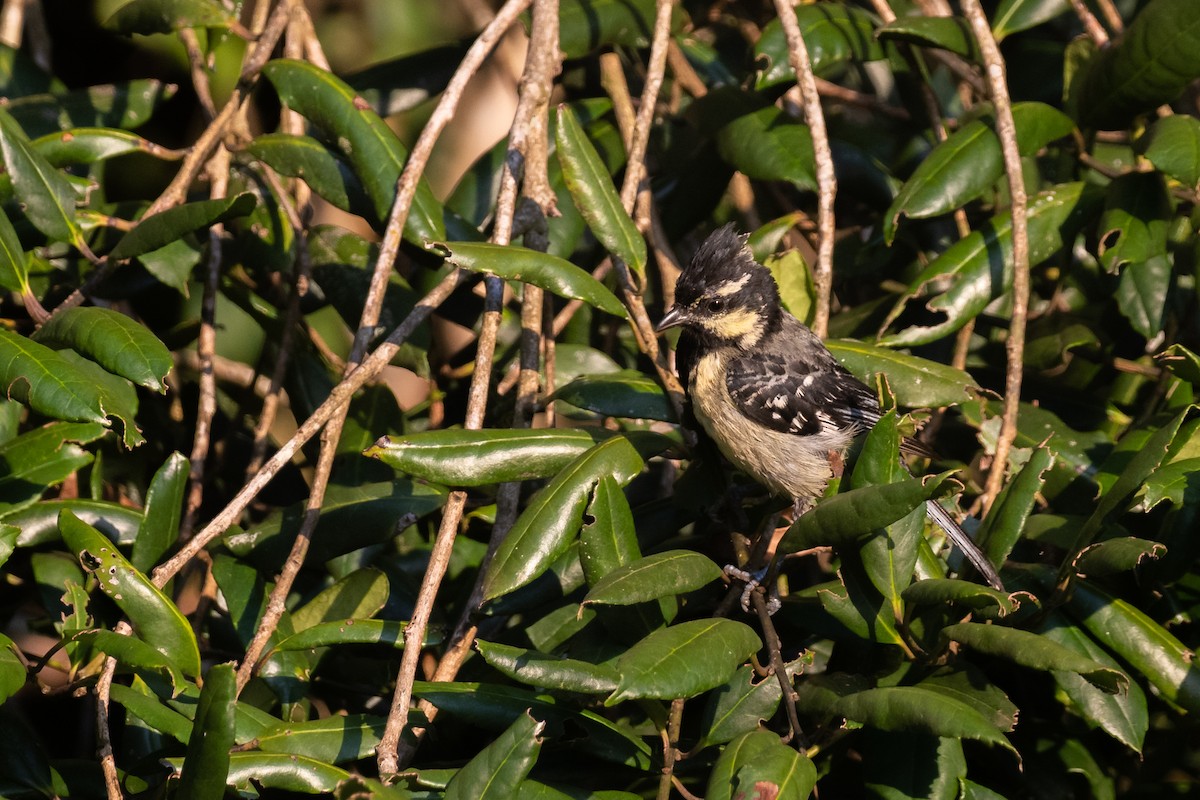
165;753;352;794
130;451;187;573
58;349;144;448
1075;0;1200;130
716;104;815;191
0;524;16;570
70;629;186;695
476;640;619;694
942;622;1128;692
764;249;815;324
0;422;105;518
247;133;366;215
343;42;467;116
268;619;418;655
977;445;1054;567
583;550;723;607
411;681;652;769
607;619;761;703
1074;537;1166;576
755;4;885;89
883;182;1100;346
0;634;24;704
1116;255;1171;339
884;103;1075;243
483;437;644;600
32;127;173;166
0;207;29;294
1138;114;1200;188
291;568;389;631
917;667;1019;732
105;0;238;35
108;193;257;261
1065;577;1200;713
876;16;979;59
263;59;444;246
6;499;143;547
778;473;958;554
826;340;977;408
0;108;82;248
1097;172;1171;274
59;510;201;676
901;578;1020;617
444;241;627;318
0;330;118;424
860;731;965;800
555;0;686;59
555;105;646;278
257;714;384;764
551;371;673;421
707;730;817;800
578;474;639;581
444;712;544;800
6;80;177;138
225;480;447;566
32;307;172;393
696;660;806;749
365;428;627;486
795;675;1016;753
176;663;235;800
1037;614;1148;752
992;0;1070;40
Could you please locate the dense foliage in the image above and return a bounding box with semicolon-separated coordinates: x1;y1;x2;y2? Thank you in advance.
2;0;1200;797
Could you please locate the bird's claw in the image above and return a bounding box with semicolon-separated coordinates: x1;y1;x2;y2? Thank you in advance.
724;564;781;615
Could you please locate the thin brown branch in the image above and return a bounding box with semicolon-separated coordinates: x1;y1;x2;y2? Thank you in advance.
1068;0;1110;45
962;0;1030;512
96;656;122;800
657;698;685;800
1094;0;1124;34
771;0;836;337
750;590;804;747
179;27;218;120
0;0;24;48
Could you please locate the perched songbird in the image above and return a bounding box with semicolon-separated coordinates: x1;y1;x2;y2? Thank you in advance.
657;225;1004;591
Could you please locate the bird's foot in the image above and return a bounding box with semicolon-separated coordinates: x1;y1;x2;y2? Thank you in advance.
724;564;781;615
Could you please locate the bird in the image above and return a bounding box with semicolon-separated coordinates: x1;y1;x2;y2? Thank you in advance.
656;224;1005;592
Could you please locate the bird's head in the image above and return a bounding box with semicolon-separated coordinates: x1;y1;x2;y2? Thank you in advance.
656;225;781;349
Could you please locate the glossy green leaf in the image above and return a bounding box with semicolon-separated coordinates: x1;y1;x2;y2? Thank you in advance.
551;371;673;421
860;731;965;800
130;451;186;573
1024;318;1100;369
476;640;619;694
411;681;652;769
696;659;806;750
977;445;1054;567
58;349;144;448
8;499;142;547
444;241;627;318
32;307;172;393
225;480;447;566
0;108;82;248
1075;0;1200;130
876;15;978;59
756;4;885;89
992;0;1070;40
943;622;1127;692
827;340;977;408
1116;254;1171;339
583;550;723;607
0;422;105;518
1138;114;1200;188
108;193;256;261
110;681;192;743
1075;537;1166;576
0;524;16;570
795;674;1016;752
607;619;761;703
366;428;621;486
815;570;903;646
247;133;365;214
32;127;175;166
268;619;416;655
257;714;384;764
71;629;186;694
884;103;1075;243
292;568;389;631
263;59;444;246
901;578;1019;616
765;249;815;324
343;41;467;116
579;473;639;582
884;182;1100;346
778;473;957;554
0;634;24;704
1038;615;1148;752
483;437;644;601
444;711;544;800
716;104;815;191
1065;577;1200;712
105;0;237;35
59;510;201;676
6;80;177;138
165;753;352;794
176;663;235;800
555;105;646;278
555;0;685;59
0;207;29;294
1097;172;1170;274
707;730;817;800
917;667;1019;732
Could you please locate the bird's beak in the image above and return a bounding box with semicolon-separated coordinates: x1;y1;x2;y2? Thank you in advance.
656;305;687;333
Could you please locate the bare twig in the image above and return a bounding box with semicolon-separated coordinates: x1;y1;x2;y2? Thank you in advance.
770;0;836;337
0;0;24;48
962;0;1029;512
657;698;686;800
1094;0;1124;34
1068;0;1110;45
750;590;804;747
179;28;218;120
94;620;132;800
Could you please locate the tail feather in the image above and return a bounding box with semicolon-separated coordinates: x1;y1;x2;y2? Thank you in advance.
924;499;1005;591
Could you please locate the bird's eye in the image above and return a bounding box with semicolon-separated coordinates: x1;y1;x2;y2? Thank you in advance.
706;297;725;313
